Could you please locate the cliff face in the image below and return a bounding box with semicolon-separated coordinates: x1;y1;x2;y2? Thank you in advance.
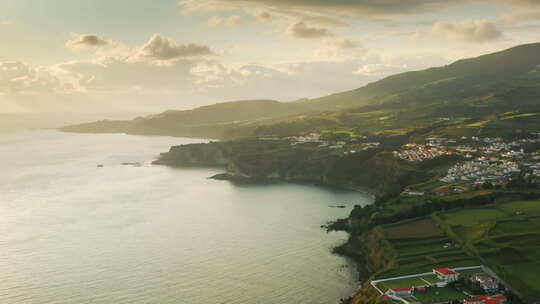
152;140;452;196
153;142;234;167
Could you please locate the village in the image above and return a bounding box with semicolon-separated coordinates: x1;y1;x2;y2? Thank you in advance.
259;131;540;196
394;133;540;195
372;266;512;304
260;132;381;151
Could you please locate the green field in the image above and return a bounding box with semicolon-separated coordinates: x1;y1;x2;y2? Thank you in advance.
500;262;540;296
413;286;467;303
440;208;507;226
385;218;443;239
374;195;540;299
378;277;430;291
499;199;540;216
435;199;540;298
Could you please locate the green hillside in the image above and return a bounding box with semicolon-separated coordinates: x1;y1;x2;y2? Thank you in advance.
303;42;540;110
63;43;540;139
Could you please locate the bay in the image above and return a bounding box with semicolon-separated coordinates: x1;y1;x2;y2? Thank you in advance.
0;130;373;304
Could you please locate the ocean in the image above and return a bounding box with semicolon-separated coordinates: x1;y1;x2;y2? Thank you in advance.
0;130;373;304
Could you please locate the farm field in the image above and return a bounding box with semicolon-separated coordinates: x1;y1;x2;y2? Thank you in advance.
385;218;443;239
379;218;478;279
373;197;540;300
437;199;540;298
439;208;507;227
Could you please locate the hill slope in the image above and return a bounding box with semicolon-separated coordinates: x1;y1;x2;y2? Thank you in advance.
303;42;540;110
63;43;540;139
62;99;310;138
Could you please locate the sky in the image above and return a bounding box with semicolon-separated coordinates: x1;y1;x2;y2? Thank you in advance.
1;0;540;113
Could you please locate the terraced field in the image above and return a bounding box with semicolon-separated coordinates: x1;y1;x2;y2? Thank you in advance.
437;200;540;298
380;218;478;278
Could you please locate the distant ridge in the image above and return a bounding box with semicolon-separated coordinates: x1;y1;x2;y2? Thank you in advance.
63;42;540;139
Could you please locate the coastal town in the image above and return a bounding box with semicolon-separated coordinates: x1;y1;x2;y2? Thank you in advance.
260;131;540;196
394;133;540;196
258;131;540;197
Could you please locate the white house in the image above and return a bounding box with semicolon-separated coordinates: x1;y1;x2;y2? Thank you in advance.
433;268;459;282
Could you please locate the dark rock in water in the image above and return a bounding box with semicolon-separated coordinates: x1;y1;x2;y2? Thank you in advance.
97;164;104;168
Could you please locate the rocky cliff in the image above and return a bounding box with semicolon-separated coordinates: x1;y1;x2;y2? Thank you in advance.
152;140;457;196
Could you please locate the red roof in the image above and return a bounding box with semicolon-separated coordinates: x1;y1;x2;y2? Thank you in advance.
464;296;507;304
434;268;458;275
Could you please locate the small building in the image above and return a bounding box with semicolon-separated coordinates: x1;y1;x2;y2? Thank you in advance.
463;296;507;304
471;276;499;292
386;287;413;297
413;286;427;292
433;268;459;282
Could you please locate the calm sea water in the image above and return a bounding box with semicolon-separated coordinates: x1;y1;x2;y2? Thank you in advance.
0;131;373;304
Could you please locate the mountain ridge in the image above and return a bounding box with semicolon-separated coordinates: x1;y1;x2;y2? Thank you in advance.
62;42;540;139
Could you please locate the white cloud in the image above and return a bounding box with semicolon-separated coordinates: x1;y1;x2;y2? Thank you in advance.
208;15;245;26
179;0;469;18
432;20;502;42
131;34;214;61
253;11;272;21
496;0;540;7
287;22;333;39
66;34;110;50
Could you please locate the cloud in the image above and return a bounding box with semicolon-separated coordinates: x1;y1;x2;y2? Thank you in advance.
432;20;502;42
58;57;198;90
0;62;32;93
254;11;272;21
208;15;244;26
180;0;468;18
132;34;214;61
327;38;361;49
287;22;333;39
0;61;83;96
496;0;540;7
65;34;110;50
1;33;225;111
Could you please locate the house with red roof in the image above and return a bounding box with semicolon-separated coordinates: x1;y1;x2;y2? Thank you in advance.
463;295;507;304
433;268;460;282
471;275;499;292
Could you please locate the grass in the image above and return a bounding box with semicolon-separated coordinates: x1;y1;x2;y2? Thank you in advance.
501;112;538;120
438;190;495;202
498;199;540;216
413;286;467;303
378;277;431;291
385;218;443;239
376;195;540;298
500;262;540;296
490;219;538;235
440;208;506;227
456;268;488;278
